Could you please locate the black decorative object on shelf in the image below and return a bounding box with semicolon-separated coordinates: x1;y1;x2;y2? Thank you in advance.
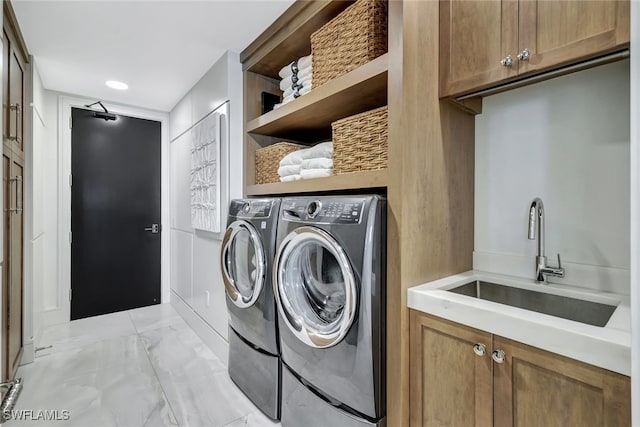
261;92;281;114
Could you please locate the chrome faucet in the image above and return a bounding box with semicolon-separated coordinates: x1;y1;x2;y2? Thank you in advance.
527;198;565;283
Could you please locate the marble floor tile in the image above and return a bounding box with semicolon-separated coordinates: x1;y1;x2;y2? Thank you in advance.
21;334;149;384
11;335;177;427
13;305;273;427
224;410;281;427
128;304;184;334
139;322;226;380
140;323;261;426
36;311;137;356
158;371;259;427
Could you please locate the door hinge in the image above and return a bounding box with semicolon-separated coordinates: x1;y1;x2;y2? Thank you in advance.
69;116;72;129
69;231;72;244
69;174;72;187
69;289;72;301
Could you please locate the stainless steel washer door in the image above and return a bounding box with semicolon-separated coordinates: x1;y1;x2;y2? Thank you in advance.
274;226;357;348
221;220;266;308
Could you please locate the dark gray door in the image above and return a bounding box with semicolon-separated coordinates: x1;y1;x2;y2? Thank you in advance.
71;108;161;320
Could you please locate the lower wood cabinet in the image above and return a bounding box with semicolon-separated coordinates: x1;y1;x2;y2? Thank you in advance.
409;310;631;427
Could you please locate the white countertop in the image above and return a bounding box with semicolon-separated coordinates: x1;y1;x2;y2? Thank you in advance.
407;270;631;376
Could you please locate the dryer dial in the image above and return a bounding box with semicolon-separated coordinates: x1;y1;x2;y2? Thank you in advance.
306;200;322;218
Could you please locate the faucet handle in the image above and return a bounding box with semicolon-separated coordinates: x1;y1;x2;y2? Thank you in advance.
557;253;562;268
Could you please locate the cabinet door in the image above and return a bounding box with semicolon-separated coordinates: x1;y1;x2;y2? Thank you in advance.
409;311;492;427
518;0;630;75
2;29;8;143
6;158;22;379
2;149;23;381
2;25;25;155
493;336;631;427
439;0;518;97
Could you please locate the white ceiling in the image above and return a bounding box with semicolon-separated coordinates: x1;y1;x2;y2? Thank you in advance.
12;0;295;112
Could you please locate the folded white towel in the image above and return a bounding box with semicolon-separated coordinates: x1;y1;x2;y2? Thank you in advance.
282;91;309;104
278;164;301;177
301;158;333;170
282;95;295;105
283;81;312;99
300;168;333;179
298;55;312;72
301;141;332;160
280;174;302;182
280;67;312;91
279;149;306;166
278;55;313;79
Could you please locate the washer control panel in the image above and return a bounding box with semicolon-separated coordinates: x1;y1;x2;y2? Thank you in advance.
229;200;273;219
282;198;365;224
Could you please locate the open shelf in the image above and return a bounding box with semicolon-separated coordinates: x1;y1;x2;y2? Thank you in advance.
245;169;388;196
247;53;388;140
241;1;352;78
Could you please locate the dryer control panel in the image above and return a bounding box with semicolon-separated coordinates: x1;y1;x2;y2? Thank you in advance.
229;200;273;219
282;198;365;224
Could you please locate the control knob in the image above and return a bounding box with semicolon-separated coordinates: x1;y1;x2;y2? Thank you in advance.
306;200;322;218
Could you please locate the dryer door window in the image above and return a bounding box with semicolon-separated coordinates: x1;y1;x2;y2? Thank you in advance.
221;220;266;308
274;226;357;348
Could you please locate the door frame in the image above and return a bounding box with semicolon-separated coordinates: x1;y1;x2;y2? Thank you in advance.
630;1;639;423
53;95;169;325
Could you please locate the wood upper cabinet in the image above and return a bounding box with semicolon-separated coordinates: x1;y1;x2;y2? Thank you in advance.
2;26;24;154
409;310;631;427
493;336;631;427
517;0;630;76
410;311;493;427
439;0;518;98
440;0;630;98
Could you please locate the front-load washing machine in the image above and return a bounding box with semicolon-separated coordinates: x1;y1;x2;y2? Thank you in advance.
273;195;386;427
221;198;281;420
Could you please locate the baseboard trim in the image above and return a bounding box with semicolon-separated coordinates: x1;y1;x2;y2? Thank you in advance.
170;291;229;365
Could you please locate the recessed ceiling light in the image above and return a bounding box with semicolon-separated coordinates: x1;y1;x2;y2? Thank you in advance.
105;80;128;90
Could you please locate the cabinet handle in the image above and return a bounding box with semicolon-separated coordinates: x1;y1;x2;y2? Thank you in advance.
8;176;22;214
492;349;506;364
500;55;514;67
517;48;531;62
473;343;486;356
8;103;21;144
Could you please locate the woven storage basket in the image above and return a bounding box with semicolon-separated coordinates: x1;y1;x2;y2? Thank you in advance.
311;0;388;88
332;106;388;174
255;142;306;184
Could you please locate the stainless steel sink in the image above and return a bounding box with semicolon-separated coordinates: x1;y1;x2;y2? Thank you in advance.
447;281;617;327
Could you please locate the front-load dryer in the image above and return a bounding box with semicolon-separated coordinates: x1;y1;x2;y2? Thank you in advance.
221;198;281;420
273;195;386;427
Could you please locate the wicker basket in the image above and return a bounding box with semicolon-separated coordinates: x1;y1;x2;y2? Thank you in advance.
255;142;306;184
311;0;388;88
332;106;388;174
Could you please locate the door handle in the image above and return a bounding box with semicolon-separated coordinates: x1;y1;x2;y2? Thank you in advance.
8;176;22;214
8;103;21;143
144;224;160;234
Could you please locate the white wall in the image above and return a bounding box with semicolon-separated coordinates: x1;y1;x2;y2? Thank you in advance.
31;88;59;343
31;63;48;347
169;51;243;363
629;0;639;422
475;60;630;295
31;67;63;345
